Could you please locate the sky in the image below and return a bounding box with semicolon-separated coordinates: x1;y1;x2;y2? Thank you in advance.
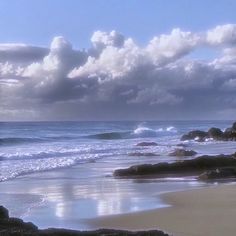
1;0;236;121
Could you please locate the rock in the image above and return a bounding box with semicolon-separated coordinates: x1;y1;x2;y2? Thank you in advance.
223;128;236;140
169;149;197;157
232;122;236;130
128;152;159;157
198;167;236;180
207;127;223;139
40;228;170;236
0;205;170;236
181;130;208;141
136;142;158;146
181;121;236;142
114;153;236;177
0;206;9;219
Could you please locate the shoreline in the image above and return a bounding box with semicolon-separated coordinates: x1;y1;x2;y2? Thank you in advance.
86;183;236;236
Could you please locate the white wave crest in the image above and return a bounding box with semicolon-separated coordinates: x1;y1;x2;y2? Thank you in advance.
133;125;177;137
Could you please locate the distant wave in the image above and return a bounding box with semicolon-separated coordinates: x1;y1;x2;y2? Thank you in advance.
0;137;44;145
87;131;130;140
87;126;178;140
0;136;80;146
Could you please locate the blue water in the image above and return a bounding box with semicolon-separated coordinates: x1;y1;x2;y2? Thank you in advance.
0;120;234;182
0;121;236;229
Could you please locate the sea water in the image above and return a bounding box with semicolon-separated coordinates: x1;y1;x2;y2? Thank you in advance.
0;121;235;229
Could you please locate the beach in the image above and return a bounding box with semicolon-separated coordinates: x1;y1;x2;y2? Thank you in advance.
1;121;236;235
88;184;236;236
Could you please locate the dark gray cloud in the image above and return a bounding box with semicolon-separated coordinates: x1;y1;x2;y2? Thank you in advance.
0;44;48;64
1;25;236;121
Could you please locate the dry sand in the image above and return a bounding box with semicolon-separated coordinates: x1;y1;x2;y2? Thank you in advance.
87;184;236;236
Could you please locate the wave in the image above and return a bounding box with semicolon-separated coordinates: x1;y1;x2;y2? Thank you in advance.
0;152;107;182
87;126;178;140
0;137;44;145
0;136;81;146
87;131;130;140
0;149;82;161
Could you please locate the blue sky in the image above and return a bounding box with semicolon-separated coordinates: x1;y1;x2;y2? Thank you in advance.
0;0;236;49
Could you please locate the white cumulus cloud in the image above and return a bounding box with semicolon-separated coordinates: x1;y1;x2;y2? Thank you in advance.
1;24;236;120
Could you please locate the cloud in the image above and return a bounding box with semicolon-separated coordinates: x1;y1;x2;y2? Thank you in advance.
146;28;201;65
0;43;48;64
206;24;236;45
91;30;125;50
1;24;236;120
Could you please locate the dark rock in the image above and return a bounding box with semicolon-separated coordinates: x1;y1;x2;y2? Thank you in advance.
0;206;170;236
181;130;207;141
40;228;170;236
181;121;236;142
232;122;236;130
0;206;9;219
223;128;236;140
208;127;223;139
198;167;236;180
128;152;159;157
114;153;236;177
169;149;197;157
136;142;158;146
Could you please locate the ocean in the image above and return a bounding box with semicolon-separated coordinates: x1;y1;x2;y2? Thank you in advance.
0;120;235;229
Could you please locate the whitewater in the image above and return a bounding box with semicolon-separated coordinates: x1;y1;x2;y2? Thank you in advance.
0;121;235;182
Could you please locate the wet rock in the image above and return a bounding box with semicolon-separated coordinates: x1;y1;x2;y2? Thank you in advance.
232;122;236;130
40;228;170;236
169;149;197;157
223;128;236;140
181;121;236;141
198;167;236;180
0;206;170;236
114;153;236;177
136;142;158;146
181;130;207;141
208;127;223;139
0;206;9;219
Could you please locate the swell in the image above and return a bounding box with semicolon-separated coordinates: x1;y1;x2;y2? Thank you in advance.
86;126;178;140
0;136;81;146
87;131;130;140
0;137;44;145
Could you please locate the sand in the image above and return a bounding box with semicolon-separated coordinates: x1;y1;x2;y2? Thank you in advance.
87;184;236;236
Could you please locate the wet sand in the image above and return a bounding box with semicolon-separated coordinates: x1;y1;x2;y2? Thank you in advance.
88;184;236;236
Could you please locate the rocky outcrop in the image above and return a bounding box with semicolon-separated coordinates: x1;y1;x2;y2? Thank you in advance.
181;122;236;141
198;167;236;180
114;153;236;177
181;130;208;141
0;206;170;236
40;229;170;236
136;142;158;146
169;149;197;157
207;127;223;139
0;205;9;219
0;205;38;235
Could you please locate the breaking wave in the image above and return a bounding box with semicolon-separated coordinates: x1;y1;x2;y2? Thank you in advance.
87;126;178;140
